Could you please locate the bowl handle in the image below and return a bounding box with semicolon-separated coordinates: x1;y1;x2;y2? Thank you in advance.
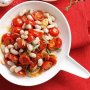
60;55;90;79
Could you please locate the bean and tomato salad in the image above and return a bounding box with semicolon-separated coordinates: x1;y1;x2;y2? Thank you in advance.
1;9;62;77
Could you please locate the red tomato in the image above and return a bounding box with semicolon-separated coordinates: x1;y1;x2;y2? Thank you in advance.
39;40;47;51
12;27;22;34
11;33;20;40
19;54;31;65
49;27;59;37
55;38;62;48
12;17;23;27
49;55;57;65
42;53;50;61
3;35;14;46
25;20;35;26
2;33;10;42
21;15;28;22
32;11;44;20
48;38;56;51
16;70;26;77
27;33;34;42
41;61;53;72
36;53;43;59
7;54;18;63
17;39;27;49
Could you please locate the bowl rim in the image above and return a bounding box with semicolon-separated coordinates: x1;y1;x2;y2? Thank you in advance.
0;1;71;86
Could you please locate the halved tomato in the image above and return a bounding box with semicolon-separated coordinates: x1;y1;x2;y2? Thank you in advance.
27;33;34;43
25;20;35;26
12;27;22;34
21;15;28;22
11;33;20;40
16;70;26;77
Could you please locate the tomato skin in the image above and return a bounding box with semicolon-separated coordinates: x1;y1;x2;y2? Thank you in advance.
12;27;22;34
11;33;20;40
49;27;59;37
19;54;31;65
32;11;44;20
21;15;27;22
41;61;53;72
12;17;23;27
17;39;27;49
48;38;56;51
55;38;62;48
16;70;26;77
7;54;18;63
2;34;14;46
49;55;57;65
25;20;35;26
39;40;47;51
27;33;34;43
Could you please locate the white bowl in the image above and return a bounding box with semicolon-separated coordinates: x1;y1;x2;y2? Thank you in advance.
0;1;90;86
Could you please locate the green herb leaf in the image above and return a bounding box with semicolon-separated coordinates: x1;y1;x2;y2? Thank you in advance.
46;48;51;54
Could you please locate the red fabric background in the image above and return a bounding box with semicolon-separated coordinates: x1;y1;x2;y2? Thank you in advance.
0;0;90;90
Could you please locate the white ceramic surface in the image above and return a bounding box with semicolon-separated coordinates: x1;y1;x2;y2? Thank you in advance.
0;1;90;86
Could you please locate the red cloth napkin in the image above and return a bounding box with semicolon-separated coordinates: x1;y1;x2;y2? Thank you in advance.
0;0;90;90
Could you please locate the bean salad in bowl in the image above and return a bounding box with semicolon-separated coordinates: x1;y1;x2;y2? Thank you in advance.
1;9;62;77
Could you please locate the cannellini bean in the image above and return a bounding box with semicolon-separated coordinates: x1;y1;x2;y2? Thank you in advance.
47;24;55;29
10;48;19;55
51;16;55;22
19;9;27;16
14;43;18;49
35;25;42;30
8;45;14;49
5;47;9;54
27;15;33;20
21;34;28;39
38;59;43;66
27;44;33;51
29;9;34;14
7;61;14;66
20;30;24;35
44;13;50;18
48;17;53;25
48;34;53;40
10;65;17;72
25;24;32;29
22;23;26;29
32;37;40;45
30;53;36;58
44;35;50;41
15;66;22;73
43;28;49;33
42;36;49;44
19;49;24;53
24;31;28;35
35;20;42;25
1;45;5;53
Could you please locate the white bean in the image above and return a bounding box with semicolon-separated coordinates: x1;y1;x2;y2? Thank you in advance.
35;20;42;25
35;25;41;30
29;9;34;14
21;34;28;39
48;17;53;25
44;35;50;41
27;15;33;20
19;9;27;16
47;24;55;29
15;66;22;73
32;37;40;45
19;49;24;53
1;45;5;53
10;48;19;55
10;65;17;72
14;43;18;49
51;16;55;22
16;37;21;41
48;34;53;40
38;59;43;66
30;53;36;58
25;24;32;29
24;31;28;35
43;28;49;33
20;30;24;35
44;13;50;18
7;61;14;66
8;45;14;49
27;44;33;51
5;47;9;54
34;29;44;33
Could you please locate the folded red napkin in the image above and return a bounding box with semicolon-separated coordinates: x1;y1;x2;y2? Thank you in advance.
0;0;90;90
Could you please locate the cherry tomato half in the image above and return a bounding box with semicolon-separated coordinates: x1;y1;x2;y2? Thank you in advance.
2;33;10;42
16;70;26;77
25;20;35;26
32;11;44;20
12;27;22;34
27;33;34;43
21;15;28;22
55;37;62;48
12;17;23;27
41;61;53;72
17;39;27;49
49;27;59;37
11;33;20;40
48;38;56;51
19;54;31;65
7;54;18;63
